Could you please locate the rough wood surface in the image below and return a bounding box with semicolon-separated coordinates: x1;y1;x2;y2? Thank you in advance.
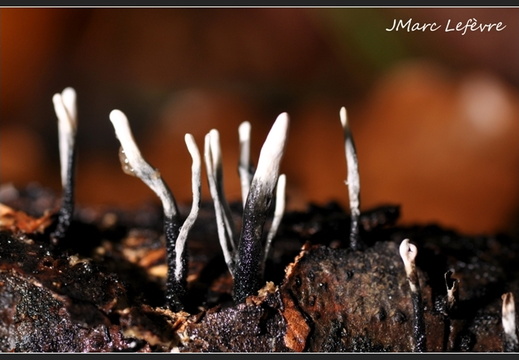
0;184;517;352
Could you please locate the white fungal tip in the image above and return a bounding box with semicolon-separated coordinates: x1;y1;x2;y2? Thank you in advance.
109;109;127;126
399;239;417;270
340;106;348;128
184;133;199;158
239;121;251;140
62;87;76;97
109;109;142;167
204;129;218;174
206;130;224;177
502;292;518;338
53;87;77;124
209;128;219;138
275;112;290;133
253;112;289;187
209;129;220;148
53;87;78;187
61;87;77;120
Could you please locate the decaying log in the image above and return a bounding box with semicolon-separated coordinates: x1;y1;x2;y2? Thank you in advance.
0;185;518;352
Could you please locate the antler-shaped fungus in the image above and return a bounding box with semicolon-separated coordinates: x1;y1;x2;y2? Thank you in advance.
109;110;201;311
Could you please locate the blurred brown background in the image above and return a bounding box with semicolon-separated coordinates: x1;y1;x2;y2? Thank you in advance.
2;7;519;236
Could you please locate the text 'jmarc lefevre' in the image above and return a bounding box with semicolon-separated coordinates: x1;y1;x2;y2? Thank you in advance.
386;18;506;36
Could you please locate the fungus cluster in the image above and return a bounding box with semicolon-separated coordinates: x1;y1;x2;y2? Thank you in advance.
205;113;289;303
109;109;201;311
110;107;289;306
46;87;518;351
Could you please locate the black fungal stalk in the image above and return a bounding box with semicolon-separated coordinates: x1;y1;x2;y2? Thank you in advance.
204;114;289;303
50;88;78;245
399;239;427;352
109;110;201;312
232;113;289;303
340;107;362;251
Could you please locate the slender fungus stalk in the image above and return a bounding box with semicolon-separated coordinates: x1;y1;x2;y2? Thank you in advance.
399;239;426;352
340;107;361;251
110;110;179;218
263;173;286;269
204;129;237;276
233;113;289;303
109;109;200;311
238;121;252;207
173;134;202;285
207;130;235;243
240;122;286;273
50;87;78;245
502;292;518;352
